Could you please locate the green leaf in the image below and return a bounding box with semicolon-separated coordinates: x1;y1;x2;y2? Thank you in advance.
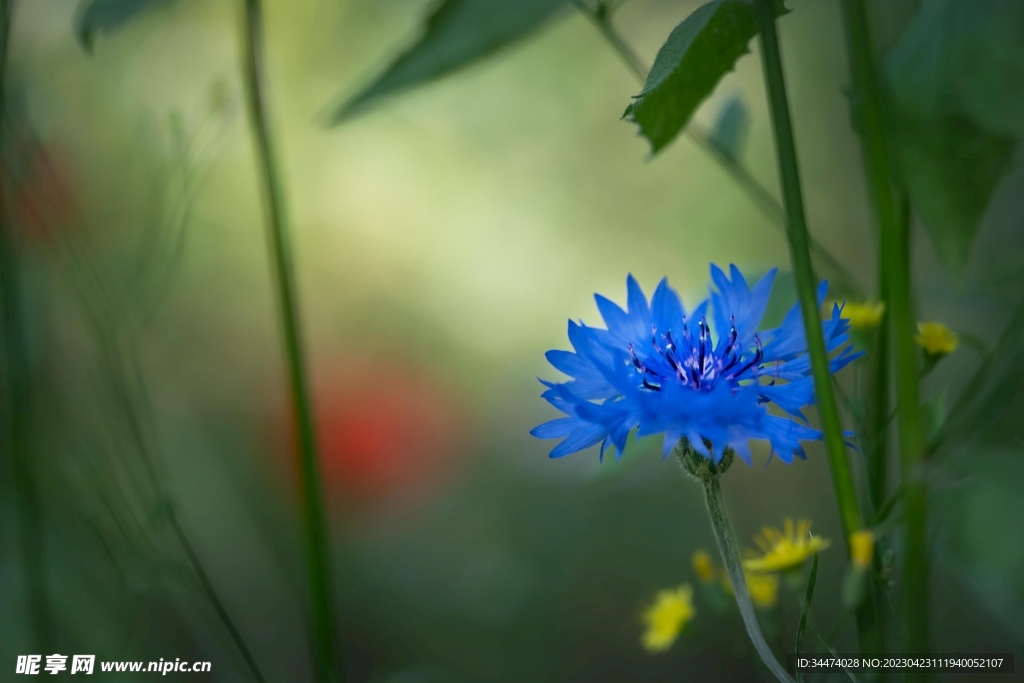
74;0;173;52
622;0;786;155
934;450;1024;641
895;115;1014;274
708;94;751;161
920;390;946;440
795;553;818;675
933;300;1024;455
882;0;1023;275
330;0;568;122
866;0;922;61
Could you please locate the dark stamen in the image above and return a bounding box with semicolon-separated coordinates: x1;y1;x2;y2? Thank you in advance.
730;334;764;379
698;318;707;375
723;315;738;357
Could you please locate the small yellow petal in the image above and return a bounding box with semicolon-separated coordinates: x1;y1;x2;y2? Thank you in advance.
850;529;875;570
743;518;831;574
915;321;959;356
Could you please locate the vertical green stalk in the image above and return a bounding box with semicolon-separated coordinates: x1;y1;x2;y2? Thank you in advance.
753;0;862;539
238;1;340;681
838;0;898;516
703;475;795;683
865;295;889;510
860;262;891;666
838;0;928;669
0;0;52;654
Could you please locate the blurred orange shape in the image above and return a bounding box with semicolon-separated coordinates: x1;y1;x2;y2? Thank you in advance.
309;363;464;502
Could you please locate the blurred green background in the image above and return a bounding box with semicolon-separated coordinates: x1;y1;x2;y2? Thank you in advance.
2;0;1023;681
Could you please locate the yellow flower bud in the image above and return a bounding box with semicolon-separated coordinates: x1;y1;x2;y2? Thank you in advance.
915;322;959;356
850;529;875;570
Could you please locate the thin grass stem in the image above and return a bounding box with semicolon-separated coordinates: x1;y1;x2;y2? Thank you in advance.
238;1;340;680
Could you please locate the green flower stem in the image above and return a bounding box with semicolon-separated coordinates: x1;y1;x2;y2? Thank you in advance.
753;0;862;540
238;1;340;681
838;0;928;669
703;475;795;683
572;1;863;298
0;0;52;654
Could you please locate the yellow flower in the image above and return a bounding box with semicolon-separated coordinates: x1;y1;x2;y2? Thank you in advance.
743;518;831;573
840;301;886;330
692;550;717;583
850;529;875;570
641;585;695;653
915;321;959;356
720;571;779;609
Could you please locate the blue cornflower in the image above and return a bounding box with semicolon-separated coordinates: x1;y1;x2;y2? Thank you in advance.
530;265;859;465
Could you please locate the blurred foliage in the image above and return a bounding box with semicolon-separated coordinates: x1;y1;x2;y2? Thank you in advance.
882;0;1023;276
2;0;1023;681
708;94;750;163
75;0;176;52
933;449;1024;642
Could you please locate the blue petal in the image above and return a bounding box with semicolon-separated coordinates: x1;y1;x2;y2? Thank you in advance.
729;437;754;465
530;417;577;439
651;277;686;336
626;274;652;330
545;350;592;377
549;422;607;458
687;431;710;458
710;264;776;345
594;294;630;335
762;280;830;361
662;428;684;458
567;320;615;368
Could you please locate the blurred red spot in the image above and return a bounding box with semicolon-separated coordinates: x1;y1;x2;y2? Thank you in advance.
309;364;463;502
2;132;79;243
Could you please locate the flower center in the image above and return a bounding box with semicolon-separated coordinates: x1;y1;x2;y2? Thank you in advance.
627;315;771;393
